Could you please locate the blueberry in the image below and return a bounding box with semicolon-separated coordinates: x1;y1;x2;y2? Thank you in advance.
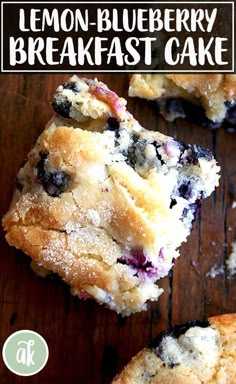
178;141;213;165
117;249;158;278
151;319;210;367
178;181;192;199
190;198;202;217
42;171;70;197
166;98;186;119
181;197;202;222
51;171;67;187
52;98;71;119
106;117;120;131
51;81;80;118
191;144;213;161
105;117;120;138
63;81;80;92
150;319;210;349
36;152;70;197
225;102;236;126
129;250;147;266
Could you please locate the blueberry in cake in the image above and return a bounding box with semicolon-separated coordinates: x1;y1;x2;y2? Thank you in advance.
2;76;220;315
129;74;236;132
112;313;236;383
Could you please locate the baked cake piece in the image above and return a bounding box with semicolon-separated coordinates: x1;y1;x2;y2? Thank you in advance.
129;74;236;131
2;76;220;315
112;313;236;383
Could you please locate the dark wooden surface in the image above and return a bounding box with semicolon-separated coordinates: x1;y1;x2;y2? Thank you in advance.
0;74;235;383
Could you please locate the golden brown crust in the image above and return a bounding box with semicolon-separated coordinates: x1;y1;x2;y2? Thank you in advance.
6;224;158;313
223;75;236;100
112;314;236;384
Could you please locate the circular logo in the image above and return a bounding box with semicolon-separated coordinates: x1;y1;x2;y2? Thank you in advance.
2;330;49;376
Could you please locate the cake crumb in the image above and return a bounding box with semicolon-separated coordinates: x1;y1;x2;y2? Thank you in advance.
206;264;225;278
191;260;200;274
226;242;236;277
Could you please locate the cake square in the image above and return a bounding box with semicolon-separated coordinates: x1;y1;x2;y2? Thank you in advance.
2;76;220;315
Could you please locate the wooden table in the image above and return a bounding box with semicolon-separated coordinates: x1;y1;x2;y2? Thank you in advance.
0;74;235;383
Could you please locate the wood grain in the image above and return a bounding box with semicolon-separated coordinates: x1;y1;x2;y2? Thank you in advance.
0;74;235;383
